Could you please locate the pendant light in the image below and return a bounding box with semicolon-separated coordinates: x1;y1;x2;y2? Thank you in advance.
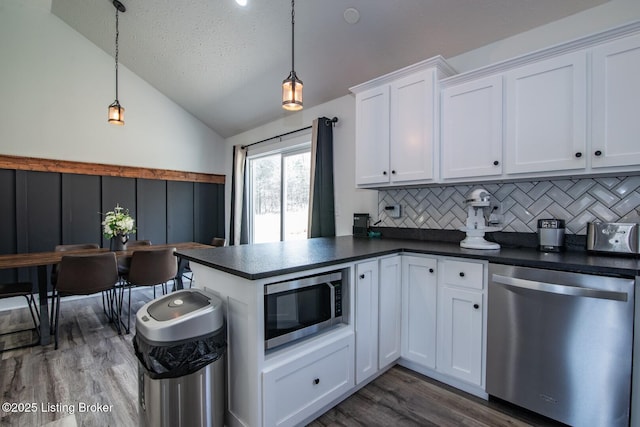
108;0;126;125
282;0;303;111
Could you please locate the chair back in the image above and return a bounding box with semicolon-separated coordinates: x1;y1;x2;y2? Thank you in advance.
128;248;177;286
55;243;100;252
126;240;152;248
211;237;227;247
56;252;119;295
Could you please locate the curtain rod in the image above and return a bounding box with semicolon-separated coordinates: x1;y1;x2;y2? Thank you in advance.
241;116;338;149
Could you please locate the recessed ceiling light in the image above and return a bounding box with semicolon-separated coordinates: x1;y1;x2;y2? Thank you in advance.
235;0;247;6
343;7;360;24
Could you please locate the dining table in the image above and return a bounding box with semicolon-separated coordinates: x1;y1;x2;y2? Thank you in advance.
0;242;213;345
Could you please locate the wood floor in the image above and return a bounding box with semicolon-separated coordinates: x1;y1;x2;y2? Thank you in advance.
0;285;561;427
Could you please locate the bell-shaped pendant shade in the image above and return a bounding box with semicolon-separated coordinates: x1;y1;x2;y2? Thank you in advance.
108;101;125;125
282;71;303;111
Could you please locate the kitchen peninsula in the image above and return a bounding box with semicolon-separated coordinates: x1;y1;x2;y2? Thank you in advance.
176;236;640;427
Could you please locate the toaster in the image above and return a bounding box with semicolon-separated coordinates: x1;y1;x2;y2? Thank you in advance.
586;222;640;254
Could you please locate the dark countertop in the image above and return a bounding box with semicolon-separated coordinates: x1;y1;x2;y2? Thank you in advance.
176;236;640;280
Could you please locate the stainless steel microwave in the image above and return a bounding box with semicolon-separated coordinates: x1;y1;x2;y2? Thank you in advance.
264;270;345;350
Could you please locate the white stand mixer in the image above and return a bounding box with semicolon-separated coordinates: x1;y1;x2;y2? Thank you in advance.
459;188;501;250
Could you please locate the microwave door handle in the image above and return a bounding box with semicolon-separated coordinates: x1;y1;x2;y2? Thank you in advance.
492;274;628;302
327;282;336;320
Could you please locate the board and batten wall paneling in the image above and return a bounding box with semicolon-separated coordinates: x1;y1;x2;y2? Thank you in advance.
62;174;102;246
195;182;225;244
167;181;195;244
15;171;62;283
0;170;17;284
136;179;168;245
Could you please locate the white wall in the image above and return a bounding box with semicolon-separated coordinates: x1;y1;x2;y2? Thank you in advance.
225;95;378;237
0;0;226;175
447;0;640;73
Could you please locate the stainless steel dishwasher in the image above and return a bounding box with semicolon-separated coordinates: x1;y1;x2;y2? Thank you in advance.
487;264;634;427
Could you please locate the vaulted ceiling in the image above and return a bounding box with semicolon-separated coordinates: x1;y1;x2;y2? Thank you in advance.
51;0;609;137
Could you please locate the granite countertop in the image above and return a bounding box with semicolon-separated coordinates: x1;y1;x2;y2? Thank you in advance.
176;236;640;280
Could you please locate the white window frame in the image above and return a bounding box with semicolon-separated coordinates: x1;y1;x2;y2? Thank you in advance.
247;132;311;244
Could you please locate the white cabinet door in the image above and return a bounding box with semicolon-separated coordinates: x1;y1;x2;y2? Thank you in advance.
355;260;379;384
262;333;354;427
378;256;402;369
438;286;483;387
591;33;640;169
355;86;390;185
401;255;437;369
390;70;436;183
505;51;587;174
441;75;503;179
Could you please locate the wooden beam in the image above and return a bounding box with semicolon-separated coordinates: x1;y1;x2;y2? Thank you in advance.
0;154;225;184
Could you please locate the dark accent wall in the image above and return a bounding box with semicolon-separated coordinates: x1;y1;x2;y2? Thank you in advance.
1;169;225;283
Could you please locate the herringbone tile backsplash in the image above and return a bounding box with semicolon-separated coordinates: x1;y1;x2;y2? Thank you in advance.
378;176;640;234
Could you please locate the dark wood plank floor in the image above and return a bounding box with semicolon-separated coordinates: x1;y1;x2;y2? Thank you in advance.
1;285;561;427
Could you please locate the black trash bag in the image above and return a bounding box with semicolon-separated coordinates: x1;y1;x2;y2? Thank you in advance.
134;328;226;380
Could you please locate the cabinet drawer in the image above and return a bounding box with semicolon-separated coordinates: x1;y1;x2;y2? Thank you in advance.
263;334;354;427
442;259;484;290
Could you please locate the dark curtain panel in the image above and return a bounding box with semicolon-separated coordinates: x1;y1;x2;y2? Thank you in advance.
308;117;336;238
229;145;249;245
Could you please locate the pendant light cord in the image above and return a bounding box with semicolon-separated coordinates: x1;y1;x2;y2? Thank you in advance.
114;8;120;102
290;0;295;72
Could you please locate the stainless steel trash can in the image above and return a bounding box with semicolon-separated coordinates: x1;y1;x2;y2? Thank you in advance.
134;288;225;427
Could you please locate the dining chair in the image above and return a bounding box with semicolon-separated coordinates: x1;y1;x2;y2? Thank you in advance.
117;239;152;276
50;243;101;332
52;252;120;349
121;247;177;333
0;281;40;353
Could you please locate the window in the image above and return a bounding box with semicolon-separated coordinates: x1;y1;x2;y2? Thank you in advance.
248;143;311;244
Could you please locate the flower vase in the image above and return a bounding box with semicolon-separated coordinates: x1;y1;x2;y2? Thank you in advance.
110;234;129;251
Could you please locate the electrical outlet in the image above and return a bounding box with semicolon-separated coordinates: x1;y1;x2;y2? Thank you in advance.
385;204;401;218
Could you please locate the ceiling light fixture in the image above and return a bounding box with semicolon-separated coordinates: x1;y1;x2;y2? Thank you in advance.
235;0;248;6
108;0;126;125
282;0;302;111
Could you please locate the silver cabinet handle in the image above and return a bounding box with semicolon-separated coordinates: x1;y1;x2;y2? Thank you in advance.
492;274;628;302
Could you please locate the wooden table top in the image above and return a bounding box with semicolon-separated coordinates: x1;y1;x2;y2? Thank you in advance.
0;242;212;269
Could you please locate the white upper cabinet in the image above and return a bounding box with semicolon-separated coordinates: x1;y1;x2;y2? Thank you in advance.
504;51;588;175
389;70;436;183
352;57;455;188
354;86;390;185
591;33;640;169
441;75;504;180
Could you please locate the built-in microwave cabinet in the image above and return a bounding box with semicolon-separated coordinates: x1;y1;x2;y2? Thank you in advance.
352;57;455;188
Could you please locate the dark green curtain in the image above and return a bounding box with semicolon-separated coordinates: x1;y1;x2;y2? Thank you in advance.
308;117;336;238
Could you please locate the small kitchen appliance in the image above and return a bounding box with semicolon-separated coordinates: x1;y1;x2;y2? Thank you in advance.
587;222;640;254
459;188;501;250
353;213;370;237
537;219;565;252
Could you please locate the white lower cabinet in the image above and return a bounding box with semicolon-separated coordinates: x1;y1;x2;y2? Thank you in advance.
437;258;486;388
354;256;402;384
378;256;402;369
354;259;379;383
262;333;354;427
401;255;438;369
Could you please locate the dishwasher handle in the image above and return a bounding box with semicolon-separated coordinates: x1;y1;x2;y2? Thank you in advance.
492;274;628;302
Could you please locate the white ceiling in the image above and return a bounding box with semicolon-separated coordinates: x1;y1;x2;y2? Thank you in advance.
51;0;608;138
